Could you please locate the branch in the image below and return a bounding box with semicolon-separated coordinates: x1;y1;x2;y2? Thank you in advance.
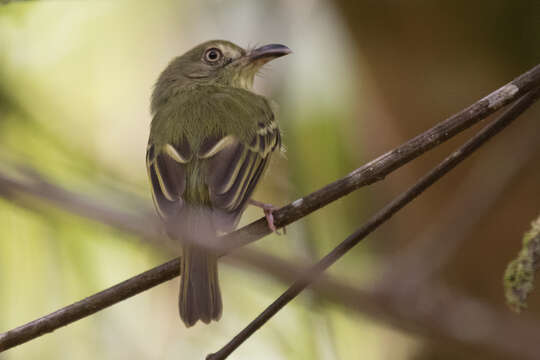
380;103;540;288
221;64;540;251
1;65;539;254
207;88;540;359
0;169;162;241
0;259;180;351
0;65;539;353
232;250;540;360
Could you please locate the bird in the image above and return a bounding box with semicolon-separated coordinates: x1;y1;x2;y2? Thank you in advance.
146;40;291;327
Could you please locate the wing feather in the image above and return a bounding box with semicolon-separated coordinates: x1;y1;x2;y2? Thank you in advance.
232;155;262;210
146;141;190;219
205;119;280;219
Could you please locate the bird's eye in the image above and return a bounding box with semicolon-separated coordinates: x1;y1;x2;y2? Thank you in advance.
204;48;223;64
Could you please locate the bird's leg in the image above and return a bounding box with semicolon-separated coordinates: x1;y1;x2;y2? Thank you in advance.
248;199;284;235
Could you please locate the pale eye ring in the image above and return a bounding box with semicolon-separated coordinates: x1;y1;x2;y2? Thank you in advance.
204;48;223;63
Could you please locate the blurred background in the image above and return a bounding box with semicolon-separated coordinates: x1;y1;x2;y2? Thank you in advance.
0;1;539;359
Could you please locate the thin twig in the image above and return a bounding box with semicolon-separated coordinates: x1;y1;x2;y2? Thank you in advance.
0;169;162;242
231;250;540;360
380;103;540;289
0;66;539;352
206;88;540;359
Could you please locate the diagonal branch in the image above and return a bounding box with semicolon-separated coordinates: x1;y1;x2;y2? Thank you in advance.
230;250;540;360
0;169;162;242
0;259;181;352
380;106;540;289
206;87;540;359
0;65;539;255
0;65;539;353
221;64;540;251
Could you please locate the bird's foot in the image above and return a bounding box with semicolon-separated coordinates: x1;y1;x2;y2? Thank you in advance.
248;199;285;235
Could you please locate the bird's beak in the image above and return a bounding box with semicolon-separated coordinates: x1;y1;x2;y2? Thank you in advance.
248;44;292;64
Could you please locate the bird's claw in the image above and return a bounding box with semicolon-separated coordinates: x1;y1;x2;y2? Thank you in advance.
249;199;285;235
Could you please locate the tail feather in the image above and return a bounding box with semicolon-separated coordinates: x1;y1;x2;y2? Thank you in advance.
179;245;222;327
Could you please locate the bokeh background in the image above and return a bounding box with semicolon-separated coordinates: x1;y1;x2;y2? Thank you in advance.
1;1;539;359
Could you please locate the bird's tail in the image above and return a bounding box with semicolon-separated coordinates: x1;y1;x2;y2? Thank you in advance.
179;244;222;327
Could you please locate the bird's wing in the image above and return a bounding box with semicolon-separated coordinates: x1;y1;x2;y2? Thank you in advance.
146;136;192;219
201;119;280;215
146;92;280;229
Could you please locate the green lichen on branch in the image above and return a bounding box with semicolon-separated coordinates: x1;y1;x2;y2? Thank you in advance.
504;215;540;312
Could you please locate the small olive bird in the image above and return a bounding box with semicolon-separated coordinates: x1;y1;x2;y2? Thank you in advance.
146;40;290;326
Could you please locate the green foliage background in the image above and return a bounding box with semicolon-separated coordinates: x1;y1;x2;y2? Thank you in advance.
0;1;396;359
1;1;539;359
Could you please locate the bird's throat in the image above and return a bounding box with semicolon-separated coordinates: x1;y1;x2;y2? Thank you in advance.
230;71;255;90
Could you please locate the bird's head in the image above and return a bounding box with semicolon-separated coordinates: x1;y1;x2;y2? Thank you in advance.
158;40;291;90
